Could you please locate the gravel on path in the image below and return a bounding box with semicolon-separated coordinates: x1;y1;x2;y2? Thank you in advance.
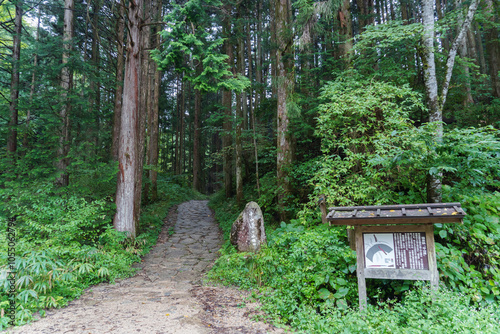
6;200;286;334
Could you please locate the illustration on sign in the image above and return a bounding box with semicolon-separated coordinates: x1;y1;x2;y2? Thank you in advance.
363;232;429;270
363;233;395;268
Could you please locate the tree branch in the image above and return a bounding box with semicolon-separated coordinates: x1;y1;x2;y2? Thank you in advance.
439;0;479;110
140;21;166;28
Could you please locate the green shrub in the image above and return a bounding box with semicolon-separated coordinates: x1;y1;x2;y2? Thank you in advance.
313;71;425;206
287;285;500;333
207;212;500;333
0;174;202;329
207;221;358;323
435;191;500;304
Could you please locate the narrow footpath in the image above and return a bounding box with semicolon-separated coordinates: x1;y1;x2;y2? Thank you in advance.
8;200;284;334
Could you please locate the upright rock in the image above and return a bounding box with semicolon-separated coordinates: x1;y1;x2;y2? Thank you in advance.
230;202;267;253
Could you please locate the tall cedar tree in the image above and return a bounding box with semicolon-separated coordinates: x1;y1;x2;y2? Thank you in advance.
114;0;143;237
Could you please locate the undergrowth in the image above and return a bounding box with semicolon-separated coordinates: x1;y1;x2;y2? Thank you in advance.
0;171;203;329
207;189;500;333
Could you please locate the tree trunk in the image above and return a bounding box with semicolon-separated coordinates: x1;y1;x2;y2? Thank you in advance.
90;0;102;152
270;0;277;98
457;0;474;106
248;21;260;196
439;0;479;110
142;0;153;204
435;0;449;51
422;0;442;203
275;0;294;221
339;0;353;68
7;1;22;161
114;0;142;238
222;6;233;198
150;0;161;201
175;76;181;174
485;0;500;98
474;22;487;75
256;1;263;108
193;78;202;192
459;37;474;105
246;22;253;132
422;0;479;202
400;0;409;24
24;6;40;152
57;0;74;186
112;0;126;161
357;0;374;31
235;18;244;204
179;77;186;174
133;0;150;220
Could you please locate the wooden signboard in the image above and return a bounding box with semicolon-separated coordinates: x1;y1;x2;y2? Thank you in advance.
326;203;465;310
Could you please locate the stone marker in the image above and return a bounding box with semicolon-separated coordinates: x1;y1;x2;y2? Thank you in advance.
230;201;267;253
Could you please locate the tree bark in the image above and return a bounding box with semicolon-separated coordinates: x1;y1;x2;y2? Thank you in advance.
356;0;374;31
175;76;181;174
275;0;294;221
339;0;353;68
24;6;40;152
114;0;142;238
90;0;102;152
235;17;244;204
57;0;74;186
142;0;153;203
400;0;409;24
149;0;161;201
134;0;150;219
439;0;479;110
422;0;441;203
193;77;202;192
179;76;186;175
270;0;277;98
256;1;263;108
248;21;260;196
112;0;126;161
457;0;474;106
222;5;233;198
7;1;22;161
485;0;500;98
474;22;487;75
422;0;479;202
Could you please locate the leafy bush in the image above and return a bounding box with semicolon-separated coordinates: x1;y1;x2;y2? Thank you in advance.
435;191;500;304
286;285;500;333
312;71;425;206
312;71;499;208
207;221;358;323
0;174;202;329
370;124;500;198
207;209;500;333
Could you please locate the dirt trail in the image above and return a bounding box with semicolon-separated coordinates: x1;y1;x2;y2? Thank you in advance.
8;200;284;334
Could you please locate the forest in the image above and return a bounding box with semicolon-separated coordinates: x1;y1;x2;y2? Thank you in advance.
0;0;500;331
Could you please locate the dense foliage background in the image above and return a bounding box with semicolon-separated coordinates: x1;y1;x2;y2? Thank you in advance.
1;0;499;331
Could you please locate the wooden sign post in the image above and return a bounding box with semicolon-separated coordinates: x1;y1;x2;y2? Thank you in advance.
326;203;465;310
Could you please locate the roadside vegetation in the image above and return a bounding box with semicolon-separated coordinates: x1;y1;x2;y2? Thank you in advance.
0;169;203;329
207;74;500;333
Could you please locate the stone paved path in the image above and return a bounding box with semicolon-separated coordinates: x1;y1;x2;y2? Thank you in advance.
8;200;284;334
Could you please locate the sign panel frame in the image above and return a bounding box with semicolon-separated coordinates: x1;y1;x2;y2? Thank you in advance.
354;224;438;310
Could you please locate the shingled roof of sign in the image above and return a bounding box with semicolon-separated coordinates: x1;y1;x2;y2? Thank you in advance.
326;203;466;225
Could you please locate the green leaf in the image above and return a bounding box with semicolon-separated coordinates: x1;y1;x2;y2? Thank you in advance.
318;288;332;300
333;287;349;298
